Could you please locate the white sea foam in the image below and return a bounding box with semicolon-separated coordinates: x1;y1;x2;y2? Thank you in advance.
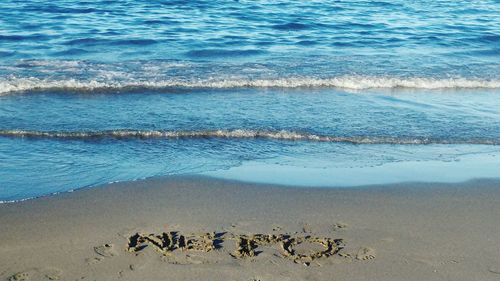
1;76;499;94
1;129;498;145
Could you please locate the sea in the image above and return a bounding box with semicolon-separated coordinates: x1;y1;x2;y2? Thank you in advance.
1;0;499;202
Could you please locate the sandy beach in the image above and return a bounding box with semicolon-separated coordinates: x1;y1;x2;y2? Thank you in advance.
2;0;500;280
0;176;499;281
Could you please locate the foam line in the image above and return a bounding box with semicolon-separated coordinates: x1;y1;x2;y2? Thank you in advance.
1;129;498;145
1;76;499;94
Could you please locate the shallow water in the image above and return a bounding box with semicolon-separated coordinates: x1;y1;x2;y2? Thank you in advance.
0;0;499;201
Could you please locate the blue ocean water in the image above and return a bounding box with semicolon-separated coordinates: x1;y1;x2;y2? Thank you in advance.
0;0;499;201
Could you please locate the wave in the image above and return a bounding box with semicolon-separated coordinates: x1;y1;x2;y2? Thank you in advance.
1;129;498;145
1;76;499;94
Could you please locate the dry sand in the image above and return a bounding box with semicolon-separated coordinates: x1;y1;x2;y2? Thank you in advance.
0;176;499;281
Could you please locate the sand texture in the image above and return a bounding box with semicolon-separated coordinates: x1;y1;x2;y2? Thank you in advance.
0;176;499;281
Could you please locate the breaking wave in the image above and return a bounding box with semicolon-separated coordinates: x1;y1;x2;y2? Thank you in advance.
1;129;498;145
1;76;499;94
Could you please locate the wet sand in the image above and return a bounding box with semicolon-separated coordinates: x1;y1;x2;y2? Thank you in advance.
0;176;499;281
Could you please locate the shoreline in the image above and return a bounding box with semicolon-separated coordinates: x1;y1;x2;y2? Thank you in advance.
3;173;500;205
1;176;499;280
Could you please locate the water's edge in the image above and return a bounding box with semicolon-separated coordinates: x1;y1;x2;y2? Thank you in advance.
2;173;500;205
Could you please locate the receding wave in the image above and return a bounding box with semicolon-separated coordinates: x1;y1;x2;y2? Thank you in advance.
0;129;498;145
1;76;499;94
